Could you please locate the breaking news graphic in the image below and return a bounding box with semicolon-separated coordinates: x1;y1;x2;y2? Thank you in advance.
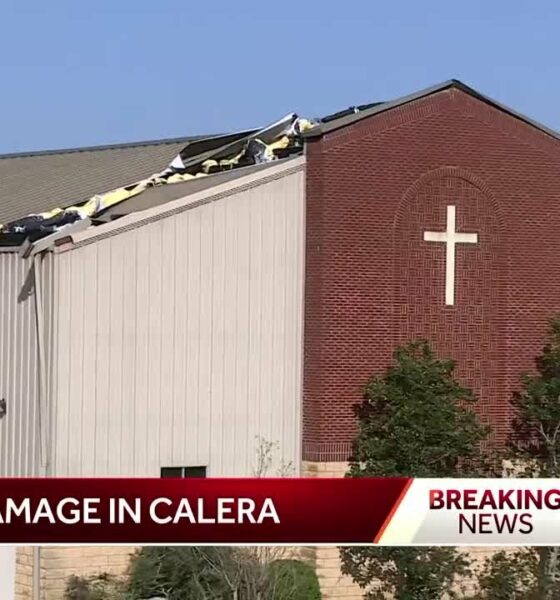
5;4;560;597
0;478;559;545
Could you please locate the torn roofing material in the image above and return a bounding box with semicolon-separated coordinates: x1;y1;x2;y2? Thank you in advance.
0;134;224;224
94;160;290;223
4;78;560;248
66;156;306;251
0;114;315;245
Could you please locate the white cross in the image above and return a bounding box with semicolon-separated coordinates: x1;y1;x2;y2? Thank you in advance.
423;205;478;306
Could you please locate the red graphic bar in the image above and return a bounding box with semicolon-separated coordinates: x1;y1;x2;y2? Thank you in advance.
373;477;413;543
0;478;410;544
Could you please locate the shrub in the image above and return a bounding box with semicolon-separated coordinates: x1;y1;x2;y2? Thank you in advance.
127;546;236;600
267;559;321;600
64;573;128;600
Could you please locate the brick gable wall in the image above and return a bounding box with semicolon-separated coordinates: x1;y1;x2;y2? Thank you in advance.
303;87;560;461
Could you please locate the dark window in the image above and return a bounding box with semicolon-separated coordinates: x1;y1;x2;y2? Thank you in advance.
161;466;207;478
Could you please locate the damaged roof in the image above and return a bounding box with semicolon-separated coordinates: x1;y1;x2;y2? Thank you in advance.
0;136;197;224
0;114;312;246
0;131;254;224
94;160;289;223
3;78;559;248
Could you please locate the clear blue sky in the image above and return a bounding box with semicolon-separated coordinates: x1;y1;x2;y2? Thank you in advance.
1;0;559;154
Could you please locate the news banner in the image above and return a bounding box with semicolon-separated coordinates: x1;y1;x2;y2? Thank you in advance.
0;478;559;545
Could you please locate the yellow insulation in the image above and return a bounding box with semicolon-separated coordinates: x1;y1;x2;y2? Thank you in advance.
1;115;316;233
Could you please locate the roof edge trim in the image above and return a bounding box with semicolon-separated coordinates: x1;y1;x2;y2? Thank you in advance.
304;79;560;142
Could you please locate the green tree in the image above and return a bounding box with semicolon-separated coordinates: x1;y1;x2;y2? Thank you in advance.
127;546;237;599
341;340;490;599
475;550;538;600
507;317;560;599
125;546;321;600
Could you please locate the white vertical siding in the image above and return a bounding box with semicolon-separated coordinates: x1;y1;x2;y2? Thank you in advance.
51;164;305;476
0;546;15;599
0;252;46;476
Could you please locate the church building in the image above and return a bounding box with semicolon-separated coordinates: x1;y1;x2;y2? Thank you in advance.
1;79;560;599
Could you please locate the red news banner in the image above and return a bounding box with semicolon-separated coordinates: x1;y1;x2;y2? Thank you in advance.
0;478;407;544
1;478;560;545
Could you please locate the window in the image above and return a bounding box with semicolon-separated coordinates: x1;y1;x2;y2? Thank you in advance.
161;466;207;478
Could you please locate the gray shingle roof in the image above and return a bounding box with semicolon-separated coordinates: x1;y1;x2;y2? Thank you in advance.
0;132;255;225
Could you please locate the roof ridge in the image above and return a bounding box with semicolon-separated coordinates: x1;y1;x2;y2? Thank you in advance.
0;132;229;160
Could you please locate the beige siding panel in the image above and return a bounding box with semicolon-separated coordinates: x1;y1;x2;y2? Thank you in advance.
52;166;304;476
0;546;16;599
0;251;54;477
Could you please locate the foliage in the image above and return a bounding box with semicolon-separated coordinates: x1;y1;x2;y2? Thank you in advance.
253;436;294;477
127;546;237;600
474;550;539;600
347;340;490;479
506;317;560;599
341;546;472;600
64;573;128;600
341;340;490;599
125;546;320;600
510;317;560;478
267;559;321;600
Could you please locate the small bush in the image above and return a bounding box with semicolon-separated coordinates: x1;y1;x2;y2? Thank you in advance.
267;559;321;600
65;549;322;600
127;546;236;600
64;573;128;600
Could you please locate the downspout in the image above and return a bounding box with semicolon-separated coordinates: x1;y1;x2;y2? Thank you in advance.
33;253;49;472
27;223;86;600
32;252;49;600
33;547;41;600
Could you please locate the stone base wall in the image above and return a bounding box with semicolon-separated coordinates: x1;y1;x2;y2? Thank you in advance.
41;546;136;600
15;547;34;600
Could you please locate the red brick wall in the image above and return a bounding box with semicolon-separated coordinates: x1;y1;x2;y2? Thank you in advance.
303;87;560;462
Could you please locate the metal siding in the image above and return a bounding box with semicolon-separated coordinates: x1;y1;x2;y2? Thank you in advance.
0;253;42;476
52;168;305;476
0;546;16;599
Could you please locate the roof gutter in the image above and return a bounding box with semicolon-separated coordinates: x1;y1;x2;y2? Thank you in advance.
18;218;92;258
33;547;41;600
